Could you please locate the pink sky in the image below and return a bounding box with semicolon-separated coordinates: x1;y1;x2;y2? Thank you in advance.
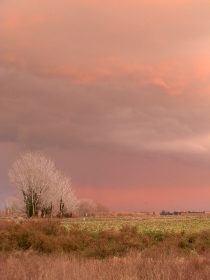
0;0;210;211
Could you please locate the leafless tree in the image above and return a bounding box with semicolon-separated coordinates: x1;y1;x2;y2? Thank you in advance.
47;170;78;217
4;196;25;215
9;151;78;217
77;199;109;217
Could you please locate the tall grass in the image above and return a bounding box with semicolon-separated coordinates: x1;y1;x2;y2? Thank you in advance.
0;251;210;280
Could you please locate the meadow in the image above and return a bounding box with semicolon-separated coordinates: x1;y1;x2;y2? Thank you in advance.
1;214;210;279
62;214;210;234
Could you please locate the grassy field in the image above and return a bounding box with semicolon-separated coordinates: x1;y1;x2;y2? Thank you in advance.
61;215;210;234
1;215;210;279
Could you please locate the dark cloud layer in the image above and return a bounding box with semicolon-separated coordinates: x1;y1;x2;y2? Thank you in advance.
0;0;210;210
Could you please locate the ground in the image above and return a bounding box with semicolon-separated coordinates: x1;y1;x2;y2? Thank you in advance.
1;214;210;279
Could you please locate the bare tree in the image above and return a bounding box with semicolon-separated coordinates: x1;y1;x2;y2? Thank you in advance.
57;173;78;216
4;196;25;215
46;171;78;217
77;199;109;217
9;151;78;217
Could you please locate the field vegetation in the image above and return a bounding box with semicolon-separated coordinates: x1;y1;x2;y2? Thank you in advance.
1;250;210;280
61;214;210;234
1;215;210;279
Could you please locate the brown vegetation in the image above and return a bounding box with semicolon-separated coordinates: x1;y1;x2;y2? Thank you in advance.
1;220;210;258
1;250;210;280
1;219;210;279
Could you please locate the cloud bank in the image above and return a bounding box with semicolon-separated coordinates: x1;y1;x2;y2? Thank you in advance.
0;0;210;210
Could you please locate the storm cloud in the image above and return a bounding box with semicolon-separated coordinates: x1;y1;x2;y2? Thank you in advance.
0;0;210;210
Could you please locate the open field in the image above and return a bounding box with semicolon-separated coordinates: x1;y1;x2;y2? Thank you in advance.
61;215;210;234
1;215;210;279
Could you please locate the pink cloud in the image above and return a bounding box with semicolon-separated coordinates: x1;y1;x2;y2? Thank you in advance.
1;0;210;210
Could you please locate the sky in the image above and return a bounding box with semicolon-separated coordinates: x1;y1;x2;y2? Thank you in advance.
1;0;210;211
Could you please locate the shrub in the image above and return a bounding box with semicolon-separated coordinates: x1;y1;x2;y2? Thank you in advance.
16;230;31;250
188;236;195;244
31;234;55;253
178;240;186;249
1;220;210;258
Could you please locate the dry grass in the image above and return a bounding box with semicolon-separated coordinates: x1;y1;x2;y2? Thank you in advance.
0;250;210;280
1;219;210;279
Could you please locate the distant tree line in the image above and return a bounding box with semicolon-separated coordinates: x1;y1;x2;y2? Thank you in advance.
77;199;109;217
160;210;205;216
160;210;182;216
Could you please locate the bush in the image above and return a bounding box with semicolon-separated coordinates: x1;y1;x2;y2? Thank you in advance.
16;231;31;250
1;220;210;258
178;240;187;249
32;234;56;253
188;236;195;244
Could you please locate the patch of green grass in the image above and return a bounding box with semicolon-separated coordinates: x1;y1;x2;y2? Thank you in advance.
62;216;210;234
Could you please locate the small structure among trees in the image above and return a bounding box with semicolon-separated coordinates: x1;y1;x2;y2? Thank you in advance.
8;151;78;218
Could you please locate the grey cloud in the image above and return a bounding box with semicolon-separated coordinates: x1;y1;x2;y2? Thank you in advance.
1;0;210;210
1;67;210;157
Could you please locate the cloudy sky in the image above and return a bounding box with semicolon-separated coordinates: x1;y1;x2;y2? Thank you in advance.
1;0;210;211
